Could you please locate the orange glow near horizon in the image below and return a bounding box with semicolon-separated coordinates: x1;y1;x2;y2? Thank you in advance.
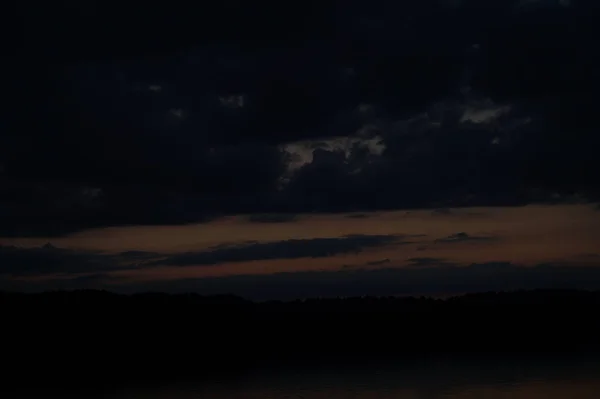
2;204;600;285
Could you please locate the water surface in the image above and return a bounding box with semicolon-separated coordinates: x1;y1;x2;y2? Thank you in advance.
101;356;600;399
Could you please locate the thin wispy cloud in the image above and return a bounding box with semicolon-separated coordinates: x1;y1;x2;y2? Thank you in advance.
32;260;600;301
149;235;404;267
435;232;497;244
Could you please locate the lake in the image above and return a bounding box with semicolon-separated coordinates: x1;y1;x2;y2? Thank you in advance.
93;355;600;399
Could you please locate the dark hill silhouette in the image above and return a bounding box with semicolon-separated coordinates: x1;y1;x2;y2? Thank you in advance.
1;289;600;393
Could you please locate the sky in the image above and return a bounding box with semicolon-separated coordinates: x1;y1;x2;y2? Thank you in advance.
2;0;600;299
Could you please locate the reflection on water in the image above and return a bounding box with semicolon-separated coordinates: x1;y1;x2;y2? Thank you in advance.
103;356;600;399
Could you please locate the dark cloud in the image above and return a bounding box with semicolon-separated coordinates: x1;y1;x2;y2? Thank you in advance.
435;232;497;243
430;208;487;217
366;259;391;266
0;182;223;237
246;214;299;223
32;261;600;301
0;234;402;278
117;251;162;261
0;272;121;293
4;245;600;300
407;257;451;267
573;253;600;261
345;213;373;219
3;1;600;235
0;244;130;276
149;235;402;267
432;208;454;215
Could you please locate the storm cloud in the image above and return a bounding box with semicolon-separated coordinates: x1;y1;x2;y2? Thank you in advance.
3;0;600;236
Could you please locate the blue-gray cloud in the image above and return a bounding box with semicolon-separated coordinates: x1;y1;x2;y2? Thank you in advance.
4;246;600;300
246;214;299;223
435;232;497;243
0;244;127;276
407;257;451;267
145;261;600;300
16;260;599;301
366;259;391;266
0;235;403;276
345;213;373;219
149;235;403;267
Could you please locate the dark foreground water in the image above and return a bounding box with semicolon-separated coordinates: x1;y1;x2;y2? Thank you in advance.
42;355;597;399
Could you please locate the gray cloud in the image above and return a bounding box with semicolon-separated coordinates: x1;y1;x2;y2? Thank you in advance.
345;213;373;219
5;250;600;300
0;234;405;277
407;257;451;267
435;232;497;243
0;244;130;276
246;214;299;223
366;259;391;266
573;253;600;260
149;234;403;267
47;261;600;301
431;208;487;217
117;250;162;261
431;208;454;215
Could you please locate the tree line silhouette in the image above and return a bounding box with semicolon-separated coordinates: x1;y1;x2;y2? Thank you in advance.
1;289;599;391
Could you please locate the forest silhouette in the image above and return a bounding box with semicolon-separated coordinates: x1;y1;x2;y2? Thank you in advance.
2;289;599;392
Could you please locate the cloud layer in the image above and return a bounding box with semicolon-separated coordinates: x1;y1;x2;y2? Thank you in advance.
149;235;402;267
3;1;600;235
0;234;401;276
0;244;126;276
6;259;600;301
